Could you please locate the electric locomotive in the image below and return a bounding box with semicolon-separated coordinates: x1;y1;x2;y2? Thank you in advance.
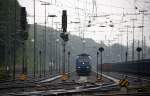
76;53;92;76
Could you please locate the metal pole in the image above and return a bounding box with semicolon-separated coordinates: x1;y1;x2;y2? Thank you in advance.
137;50;140;83
96;52;99;79
13;0;17;80
61;10;68;79
7;0;11;78
41;1;50;77
8;49;11;77
4;25;8;78
47;16;55;75
144;36;146;58
33;0;36;78
139;10;147;59
141;13;144;59
39;51;42;77
59;44;61;73
24;42;27;75
120;32;123;62
132;0;137;61
22;42;25;74
44;4;46;77
56;41;58;72
125;25;129;62
100;51;102;80
137;41;140;82
49;42;52;75
136;47;142;84
127;26;129;61
68;51;70;74
98;46;104;80
132;19;135;61
50;32;53;75
57;43;59;73
36;50;38;75
35;23;37;75
52;18;56;72
62;42;66;74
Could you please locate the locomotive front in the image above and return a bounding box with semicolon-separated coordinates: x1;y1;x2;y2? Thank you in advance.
76;53;92;76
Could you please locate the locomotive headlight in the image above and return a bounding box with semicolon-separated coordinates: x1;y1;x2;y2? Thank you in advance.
86;66;89;69
78;66;80;68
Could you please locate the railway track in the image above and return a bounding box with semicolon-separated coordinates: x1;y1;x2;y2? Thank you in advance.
3;71;119;96
1;71;150;96
8;82;119;96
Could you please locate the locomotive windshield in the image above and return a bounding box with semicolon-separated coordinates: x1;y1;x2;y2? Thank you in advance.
76;54;91;63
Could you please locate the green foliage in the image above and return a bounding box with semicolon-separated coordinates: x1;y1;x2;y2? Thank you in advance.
0;0;24;65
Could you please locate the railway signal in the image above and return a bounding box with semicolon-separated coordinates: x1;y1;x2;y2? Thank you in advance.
60;32;69;42
60;10;69;42
136;47;142;53
20;7;28;40
20;7;27;31
62;10;67;32
136;47;142;87
98;47;104;81
19;7;28;81
96;52;101;82
60;10;69;81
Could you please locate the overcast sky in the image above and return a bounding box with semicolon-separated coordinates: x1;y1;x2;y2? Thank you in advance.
18;0;150;46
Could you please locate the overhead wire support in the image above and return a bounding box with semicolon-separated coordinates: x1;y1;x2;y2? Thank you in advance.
131;18;137;61
125;25;130;62
33;0;36;78
131;0;138;61
96;52;99;81
92;0;97;20
139;10;148;59
40;1;51;77
13;0;17;80
120;8;125;62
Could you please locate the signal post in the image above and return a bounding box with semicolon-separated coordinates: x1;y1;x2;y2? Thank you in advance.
19;7;28;81
60;10;69;81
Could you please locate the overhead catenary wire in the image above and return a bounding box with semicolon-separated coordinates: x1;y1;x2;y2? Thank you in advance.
19;0;150;47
